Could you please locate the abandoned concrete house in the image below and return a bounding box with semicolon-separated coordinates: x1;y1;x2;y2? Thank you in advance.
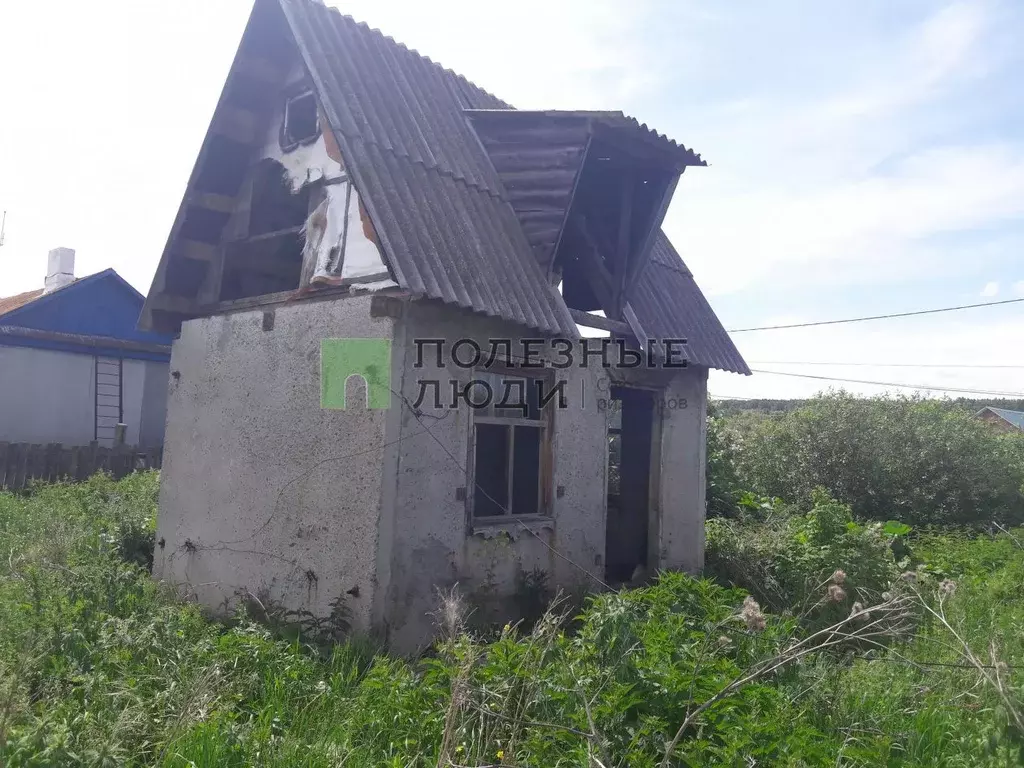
142;0;749;650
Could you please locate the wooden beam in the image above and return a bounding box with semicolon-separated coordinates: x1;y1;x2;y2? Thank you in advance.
225;249;301;281
567;309;632;336
572;216;615;305
188;192;236;214
147;293;200;314
622;302;650;353
234;56;286;84
615;173;634;317
210;106;261;145
625;172;680;298
179;239;220;262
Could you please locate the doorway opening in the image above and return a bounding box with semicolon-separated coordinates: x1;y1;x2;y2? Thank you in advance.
605;386;659;583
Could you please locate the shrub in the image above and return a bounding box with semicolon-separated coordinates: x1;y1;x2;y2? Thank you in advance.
726;392;1024;527
705;490;903;623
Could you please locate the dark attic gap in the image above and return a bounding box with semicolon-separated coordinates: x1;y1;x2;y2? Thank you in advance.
219;159;311;302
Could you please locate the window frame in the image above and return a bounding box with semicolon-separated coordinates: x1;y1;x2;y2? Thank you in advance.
279;87;322;153
466;362;556;524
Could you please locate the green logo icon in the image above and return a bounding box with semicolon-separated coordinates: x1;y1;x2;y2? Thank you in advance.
321;338;391;410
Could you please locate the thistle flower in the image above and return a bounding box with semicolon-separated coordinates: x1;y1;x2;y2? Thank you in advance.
939;579;957;597
831;569;847;585
850;601;864;616
740;595;766;632
900;571;917;583
827;584;847;603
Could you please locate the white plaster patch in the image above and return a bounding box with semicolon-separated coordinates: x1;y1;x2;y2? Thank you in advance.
301;182;393;287
260;106;343;193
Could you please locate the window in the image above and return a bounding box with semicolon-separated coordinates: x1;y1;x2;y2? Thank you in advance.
280;90;320;151
469;367;554;519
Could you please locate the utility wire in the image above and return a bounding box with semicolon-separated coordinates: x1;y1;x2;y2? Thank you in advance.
749;361;1024;369
749;368;1024;398
728;297;1024;333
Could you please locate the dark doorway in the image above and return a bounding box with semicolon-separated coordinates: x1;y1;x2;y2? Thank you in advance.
605;387;657;583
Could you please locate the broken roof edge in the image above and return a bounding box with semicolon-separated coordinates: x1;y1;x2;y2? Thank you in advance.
465;109;707;168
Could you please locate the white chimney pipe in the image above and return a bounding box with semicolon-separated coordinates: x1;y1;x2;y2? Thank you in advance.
44;247;75;294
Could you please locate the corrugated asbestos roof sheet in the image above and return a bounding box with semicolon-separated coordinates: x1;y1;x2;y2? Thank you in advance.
983;407;1024;430
254;0;746;370
467;110;707;169
633;234;750;375
278;0;577;336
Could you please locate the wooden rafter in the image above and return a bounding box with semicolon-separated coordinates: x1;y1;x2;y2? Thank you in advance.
615;173;634;318
624;171;681;298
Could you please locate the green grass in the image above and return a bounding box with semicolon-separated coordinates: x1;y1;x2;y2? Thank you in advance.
2;473;1023;766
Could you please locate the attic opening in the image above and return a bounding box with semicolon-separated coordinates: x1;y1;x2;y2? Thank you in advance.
219;158;310;301
281;89;320;151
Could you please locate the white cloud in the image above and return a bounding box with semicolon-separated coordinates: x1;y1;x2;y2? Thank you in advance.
1014;280;1024;297
981;281;1000;297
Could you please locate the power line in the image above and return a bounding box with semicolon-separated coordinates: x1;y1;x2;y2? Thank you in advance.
749;361;1024;369
749;369;1024;398
728;297;1024;333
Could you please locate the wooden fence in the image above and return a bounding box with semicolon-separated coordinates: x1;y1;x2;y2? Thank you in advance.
0;442;163;491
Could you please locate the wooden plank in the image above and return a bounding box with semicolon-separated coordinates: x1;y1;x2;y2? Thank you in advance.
5;443;19;490
572;217;616;306
68;445;79;482
615;174;635;317
188;192;236;214
623;302;651;354
12;443;28;491
0;442;8;489
234;55;286;84
180;239;221;263
27;445;44;486
210;105;261;145
625;172;679;299
147;294;200;314
57;445;72;482
567;309;632;336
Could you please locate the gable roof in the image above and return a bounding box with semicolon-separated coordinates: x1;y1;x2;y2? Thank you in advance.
978;407;1024;430
142;0;748;373
0;269;173;349
279;0;576;337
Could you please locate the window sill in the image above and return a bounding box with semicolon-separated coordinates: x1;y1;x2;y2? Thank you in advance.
469;515;554;540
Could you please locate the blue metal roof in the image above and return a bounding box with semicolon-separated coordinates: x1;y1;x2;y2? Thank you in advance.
0;270;172;360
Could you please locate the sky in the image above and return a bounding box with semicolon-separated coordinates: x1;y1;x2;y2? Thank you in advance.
0;0;1021;400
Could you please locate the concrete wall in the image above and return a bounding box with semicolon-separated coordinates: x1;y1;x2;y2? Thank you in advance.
153;293;391;631
657;366;709;573
379;302;610;651
152;294;709;651
0;344;167;448
378;303;709;651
